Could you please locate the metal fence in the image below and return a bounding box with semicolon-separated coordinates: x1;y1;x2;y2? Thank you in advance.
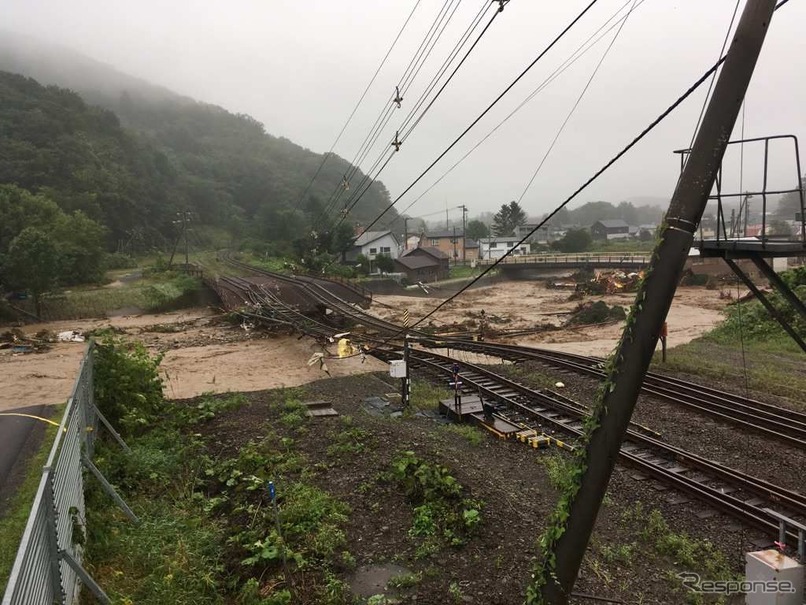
2;342;135;605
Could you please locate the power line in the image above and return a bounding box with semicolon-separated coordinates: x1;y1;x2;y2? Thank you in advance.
297;0;422;210
334;1;502;228
314;0;464;228
335;1;493;220
361;0;794;346
398;0;461;95
398;0;493;138
516;0;640;204
397;0;642;218
400;55;734;335
357;0;602;236
687;0;742;153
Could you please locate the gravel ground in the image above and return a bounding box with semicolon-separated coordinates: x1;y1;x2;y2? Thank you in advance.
494;360;806;496
183;369;785;604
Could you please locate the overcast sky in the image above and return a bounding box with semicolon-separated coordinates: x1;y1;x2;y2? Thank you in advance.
4;0;806;220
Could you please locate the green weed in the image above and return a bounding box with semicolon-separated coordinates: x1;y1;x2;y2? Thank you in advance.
327;424;370;457
600;543;635;565
442;423;485;446
622;504;738;598
539;451;574;491
182;393;248;424
385;451;483;556
448;581;464;603
408;381;452;414
387;571;422;590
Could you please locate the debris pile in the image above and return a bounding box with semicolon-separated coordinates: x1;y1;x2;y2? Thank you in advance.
0;328;59;353
566;301;626;326
575;270;643;295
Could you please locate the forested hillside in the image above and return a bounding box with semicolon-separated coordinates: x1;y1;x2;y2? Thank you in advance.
0;71;181;245
0;34;397;257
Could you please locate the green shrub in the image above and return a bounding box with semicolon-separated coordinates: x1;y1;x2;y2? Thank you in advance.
93;336;164;436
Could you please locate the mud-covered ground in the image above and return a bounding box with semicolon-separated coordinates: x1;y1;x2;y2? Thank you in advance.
372;282;730;356
1;280;728;411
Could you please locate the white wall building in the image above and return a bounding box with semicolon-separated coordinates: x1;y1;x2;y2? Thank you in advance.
478;237;528;260
346;230;401;266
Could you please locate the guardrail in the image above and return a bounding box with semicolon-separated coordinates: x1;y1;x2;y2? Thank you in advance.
2;342;136;605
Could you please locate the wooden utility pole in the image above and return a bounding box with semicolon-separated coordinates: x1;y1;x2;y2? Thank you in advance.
538;1;777;602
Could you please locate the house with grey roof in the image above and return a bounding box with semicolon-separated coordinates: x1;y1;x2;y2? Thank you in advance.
394;247;449;282
591;219;630;240
346;230;401;263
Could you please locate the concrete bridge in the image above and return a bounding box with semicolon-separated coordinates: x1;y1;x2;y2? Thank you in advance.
475;253;652;277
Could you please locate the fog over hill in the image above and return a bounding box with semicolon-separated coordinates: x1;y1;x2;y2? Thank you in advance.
0;32;400;257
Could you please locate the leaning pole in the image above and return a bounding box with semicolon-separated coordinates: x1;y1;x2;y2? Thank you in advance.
536;1;778;602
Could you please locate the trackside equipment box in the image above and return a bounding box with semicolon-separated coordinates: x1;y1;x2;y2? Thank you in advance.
745;550;804;605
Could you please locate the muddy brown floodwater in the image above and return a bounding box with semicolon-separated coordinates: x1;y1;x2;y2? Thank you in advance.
371;282;729;356
0;282;728;411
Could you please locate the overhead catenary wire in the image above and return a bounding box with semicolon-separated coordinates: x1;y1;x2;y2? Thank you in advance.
330;0;497;223
385;0;795;338
686;0;743;153
298;0;422;216
398;0;643;218
515;0;640;205
331;0;504;229
355;0;602;237
314;0;466;228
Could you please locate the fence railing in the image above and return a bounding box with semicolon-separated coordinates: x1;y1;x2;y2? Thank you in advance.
2;342;135;605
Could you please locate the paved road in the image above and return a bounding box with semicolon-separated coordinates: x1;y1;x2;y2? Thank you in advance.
0;404;53;514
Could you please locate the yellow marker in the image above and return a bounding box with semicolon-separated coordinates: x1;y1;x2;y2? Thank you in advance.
0;412;62;429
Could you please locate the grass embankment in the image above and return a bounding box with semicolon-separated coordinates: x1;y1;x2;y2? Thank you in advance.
84;342;482;604
0;411;61;592
17;272;205;322
656;267;806;406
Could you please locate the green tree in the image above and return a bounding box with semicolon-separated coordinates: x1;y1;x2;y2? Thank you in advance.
767;219;792;237
775;176;804;219
551;228;592;253
355;253;370;275
492;201;527;236
374;253;395;274
0;185;62;252
52;210;107;285
4;228;61;317
465;219;489;241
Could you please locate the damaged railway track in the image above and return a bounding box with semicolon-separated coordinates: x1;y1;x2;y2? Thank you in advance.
211;256;805;545
372;347;806;546
433;339;806;450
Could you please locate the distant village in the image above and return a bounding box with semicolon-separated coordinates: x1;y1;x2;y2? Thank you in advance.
347;205;803;282
346;217;660;282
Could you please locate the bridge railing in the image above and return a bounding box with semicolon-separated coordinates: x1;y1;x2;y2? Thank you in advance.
475;253;652;266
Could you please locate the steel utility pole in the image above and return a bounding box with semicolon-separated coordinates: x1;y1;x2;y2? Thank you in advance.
538;1;777;602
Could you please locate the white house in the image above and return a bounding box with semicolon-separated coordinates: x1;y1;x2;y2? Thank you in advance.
346;230;401;264
478;237;528;260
